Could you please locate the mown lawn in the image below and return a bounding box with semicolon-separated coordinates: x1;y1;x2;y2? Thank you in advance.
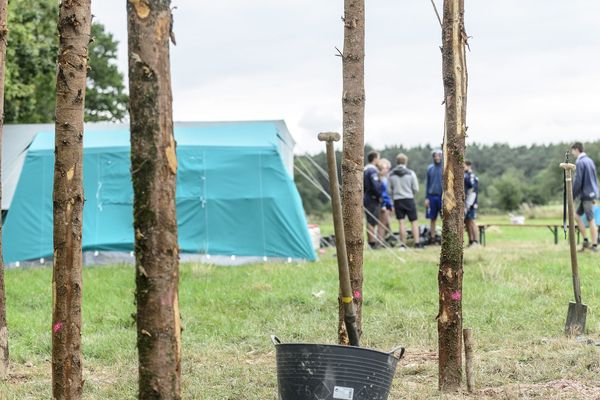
2;215;600;399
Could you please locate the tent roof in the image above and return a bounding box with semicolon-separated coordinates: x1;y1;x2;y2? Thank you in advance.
29;120;294;151
2;120;294;209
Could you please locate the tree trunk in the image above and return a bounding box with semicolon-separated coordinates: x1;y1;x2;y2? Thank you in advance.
438;0;468;392
127;1;181;399
339;0;365;344
0;0;8;381
52;0;92;398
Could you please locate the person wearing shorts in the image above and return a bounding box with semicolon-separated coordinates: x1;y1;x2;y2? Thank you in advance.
464;160;479;247
571;142;599;252
388;153;422;248
377;159;394;241
425;149;443;243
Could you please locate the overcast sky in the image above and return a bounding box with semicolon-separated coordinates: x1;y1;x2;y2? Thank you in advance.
93;1;600;154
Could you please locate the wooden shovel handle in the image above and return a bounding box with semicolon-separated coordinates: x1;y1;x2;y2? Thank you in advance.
561;163;582;304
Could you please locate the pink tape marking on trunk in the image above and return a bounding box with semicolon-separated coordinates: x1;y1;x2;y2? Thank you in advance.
354;290;362;300
451;291;462;301
53;322;63;333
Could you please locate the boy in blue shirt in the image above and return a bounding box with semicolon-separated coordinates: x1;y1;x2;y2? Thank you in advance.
425;150;443;244
364;151;382;248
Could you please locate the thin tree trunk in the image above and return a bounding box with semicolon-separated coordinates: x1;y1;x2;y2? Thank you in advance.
0;0;8;381
339;0;365;344
438;0;468;392
127;1;181;398
52;0;92;398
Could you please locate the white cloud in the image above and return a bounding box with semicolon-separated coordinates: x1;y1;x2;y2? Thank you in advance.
93;1;600;154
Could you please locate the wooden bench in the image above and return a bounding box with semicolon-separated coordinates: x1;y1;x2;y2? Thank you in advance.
477;224;596;246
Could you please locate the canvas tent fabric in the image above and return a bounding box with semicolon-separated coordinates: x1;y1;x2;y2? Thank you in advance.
3;121;316;263
2;122;140;210
2;125;41;210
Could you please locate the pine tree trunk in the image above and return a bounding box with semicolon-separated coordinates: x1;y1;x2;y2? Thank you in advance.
52;0;92;398
339;0;365;344
127;1;181;398
438;0;468;392
0;0;8;381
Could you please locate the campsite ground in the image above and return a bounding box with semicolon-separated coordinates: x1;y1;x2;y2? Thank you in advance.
2;212;600;399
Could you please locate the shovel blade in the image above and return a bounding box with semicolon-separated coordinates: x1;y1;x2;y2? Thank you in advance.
565;301;587;336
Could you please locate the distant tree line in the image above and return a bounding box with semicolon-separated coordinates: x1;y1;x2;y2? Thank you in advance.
295;141;596;215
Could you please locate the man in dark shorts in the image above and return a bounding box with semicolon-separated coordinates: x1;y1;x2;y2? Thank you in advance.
571;142;599;252
389;153;422;248
425;149;443;244
364;151;382;248
464;160;479;247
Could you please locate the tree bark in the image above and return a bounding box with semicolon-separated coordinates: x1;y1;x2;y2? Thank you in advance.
0;0;8;381
127;1;181;399
438;0;468;392
339;0;365;344
52;0;92;398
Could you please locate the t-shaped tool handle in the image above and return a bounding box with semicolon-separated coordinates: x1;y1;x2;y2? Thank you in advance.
317;130;359;347
318;132;341;143
560;161;582;305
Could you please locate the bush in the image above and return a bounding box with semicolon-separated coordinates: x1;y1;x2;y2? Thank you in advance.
490;169;526;211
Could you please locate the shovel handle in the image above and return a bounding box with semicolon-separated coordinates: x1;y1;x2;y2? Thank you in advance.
318;132;341;142
319;131;360;347
561;163;583;304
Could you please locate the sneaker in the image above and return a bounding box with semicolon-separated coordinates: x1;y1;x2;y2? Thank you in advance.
580;240;591;252
592;245;598;253
415;243;425;249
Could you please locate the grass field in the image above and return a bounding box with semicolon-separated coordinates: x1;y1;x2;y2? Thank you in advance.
2;213;600;399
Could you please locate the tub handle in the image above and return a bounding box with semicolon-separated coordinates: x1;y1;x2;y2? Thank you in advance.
271;335;282;346
388;345;405;360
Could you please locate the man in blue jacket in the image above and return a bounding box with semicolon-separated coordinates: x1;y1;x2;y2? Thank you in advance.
571;142;599;252
425;149;443;244
364;151;382;248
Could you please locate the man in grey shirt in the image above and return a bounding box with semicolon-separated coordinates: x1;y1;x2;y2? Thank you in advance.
388;153;422;248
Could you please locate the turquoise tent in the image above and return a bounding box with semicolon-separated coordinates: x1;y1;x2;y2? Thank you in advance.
3;121;316;264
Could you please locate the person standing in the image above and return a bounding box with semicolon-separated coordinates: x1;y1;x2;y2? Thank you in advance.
425;149;443;244
389;154;422;248
464;160;479;247
364;151;382;248
377;158;394;242
571;142;599;252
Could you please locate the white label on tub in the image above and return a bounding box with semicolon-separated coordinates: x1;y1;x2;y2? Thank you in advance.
333;386;354;400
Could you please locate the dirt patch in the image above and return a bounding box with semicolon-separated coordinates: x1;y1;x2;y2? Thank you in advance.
402;350;437;364
480;380;600;399
8;372;31;384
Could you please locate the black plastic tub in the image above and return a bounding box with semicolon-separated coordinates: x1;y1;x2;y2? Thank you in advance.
272;336;405;400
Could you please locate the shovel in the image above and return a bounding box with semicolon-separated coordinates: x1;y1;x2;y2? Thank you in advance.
318;132;360;347
561;162;587;336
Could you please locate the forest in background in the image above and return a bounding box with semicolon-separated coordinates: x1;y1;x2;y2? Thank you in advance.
295;140;600;215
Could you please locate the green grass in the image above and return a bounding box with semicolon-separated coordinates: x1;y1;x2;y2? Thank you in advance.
2;214;600;399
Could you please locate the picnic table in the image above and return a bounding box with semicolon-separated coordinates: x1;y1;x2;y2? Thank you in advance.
477;224;596;246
